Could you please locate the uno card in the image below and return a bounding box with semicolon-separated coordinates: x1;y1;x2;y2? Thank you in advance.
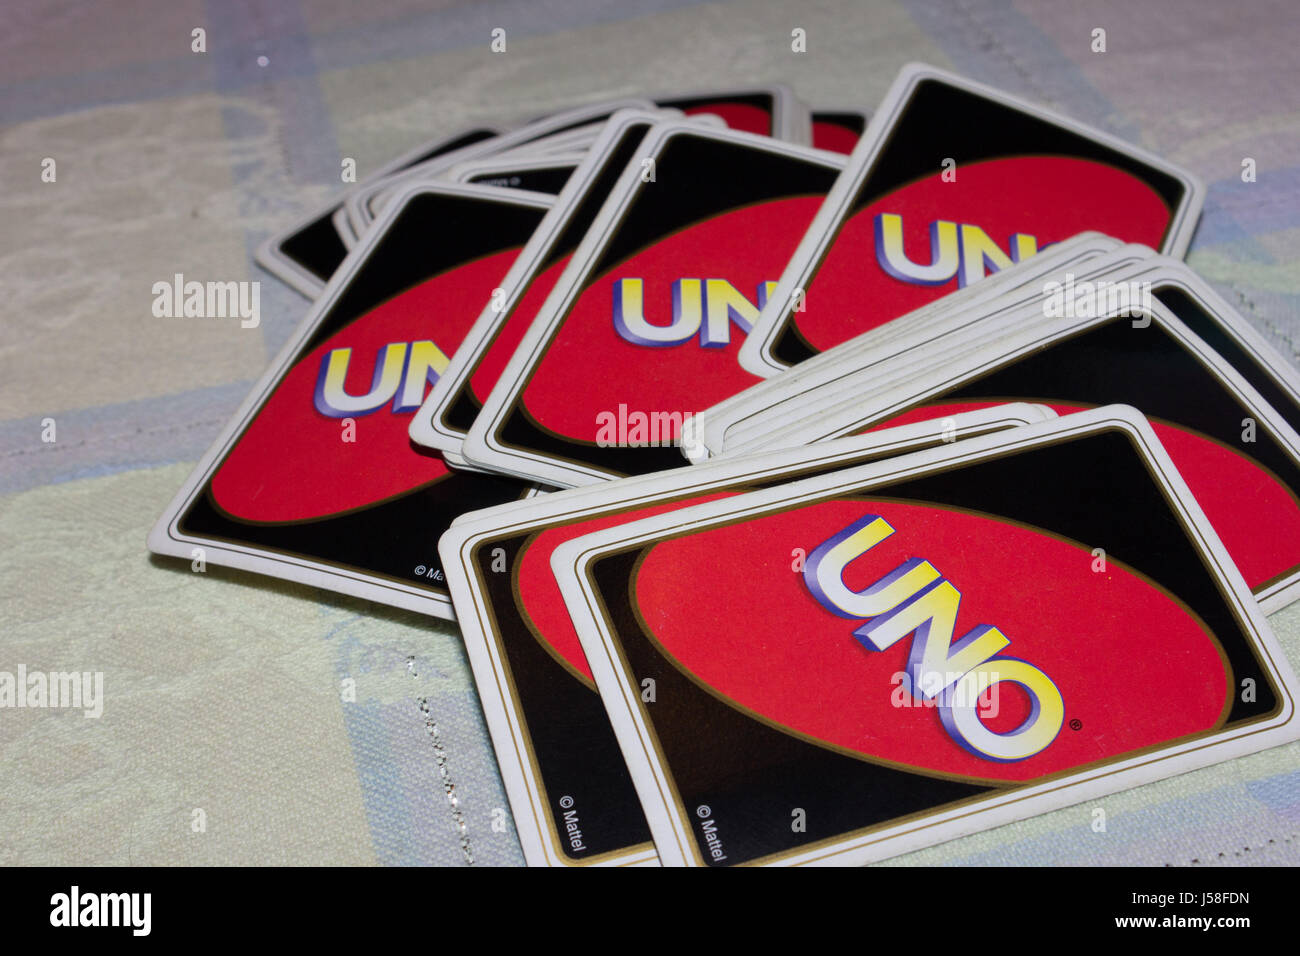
687;232;1132;461
459;124;847;487
359;124;610;224
343;99;657;237
440;404;1054;866
811;108;869;154
745;288;1300;613
359;86;810;233
410;111;710;462
739;62;1205;376
426;113;726;479
705;243;1158;458
255;125;503;298
149;182;557;619
554;406;1299;865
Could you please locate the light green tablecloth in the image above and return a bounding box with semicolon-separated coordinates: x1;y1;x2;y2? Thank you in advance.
3;0;1298;865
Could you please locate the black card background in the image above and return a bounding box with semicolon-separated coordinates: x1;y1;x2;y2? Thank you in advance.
469;424;988;861
180;192;547;590
589;429;1279;865
440;121;657;436
276;128;499;280
491;133;842;477
771;77;1191;365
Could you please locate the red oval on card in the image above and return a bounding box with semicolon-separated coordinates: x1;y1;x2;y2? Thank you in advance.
210;248;520;523
794;156;1174;352
631;498;1230;783
518;196;825;441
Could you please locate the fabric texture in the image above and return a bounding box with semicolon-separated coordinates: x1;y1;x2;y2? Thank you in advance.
2;0;1298;866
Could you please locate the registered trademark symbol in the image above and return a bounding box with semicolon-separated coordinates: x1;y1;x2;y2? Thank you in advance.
1069;718;1083;731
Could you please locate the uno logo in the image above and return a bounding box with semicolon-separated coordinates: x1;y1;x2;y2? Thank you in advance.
627;498;1228;783
610;215;1041;349
613;278;778;348
804;514;1063;762
793;155;1175;353
313;340;450;417
518;195;826;440
874;213;1038;289
210;245;521;523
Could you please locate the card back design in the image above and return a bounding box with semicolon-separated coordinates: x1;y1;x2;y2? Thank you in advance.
464;126;847;487
556;408;1297;865
441;405;1053;865
150;184;551;619
256;126;502;298
411;113;672;457
740;63;1204;375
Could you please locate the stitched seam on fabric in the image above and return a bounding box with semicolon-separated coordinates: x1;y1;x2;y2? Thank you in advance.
416;697;474;865
1226;281;1300;362
951;0;1058;110
1178;830;1298;865
408;657;473;865
2;418;228;459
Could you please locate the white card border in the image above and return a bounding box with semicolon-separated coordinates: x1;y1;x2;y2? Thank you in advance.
460;122;847;487
553;406;1298;866
738;62;1207;376
440;404;1054;866
148;181;555;620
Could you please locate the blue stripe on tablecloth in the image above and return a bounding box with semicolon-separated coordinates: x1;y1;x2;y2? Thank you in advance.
0;381;251;496
0;0;715;126
898;0;1143;142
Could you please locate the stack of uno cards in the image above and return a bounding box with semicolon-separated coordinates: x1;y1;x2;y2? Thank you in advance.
150;65;1300;866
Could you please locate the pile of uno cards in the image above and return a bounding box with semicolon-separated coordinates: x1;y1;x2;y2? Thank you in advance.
150;65;1300;866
